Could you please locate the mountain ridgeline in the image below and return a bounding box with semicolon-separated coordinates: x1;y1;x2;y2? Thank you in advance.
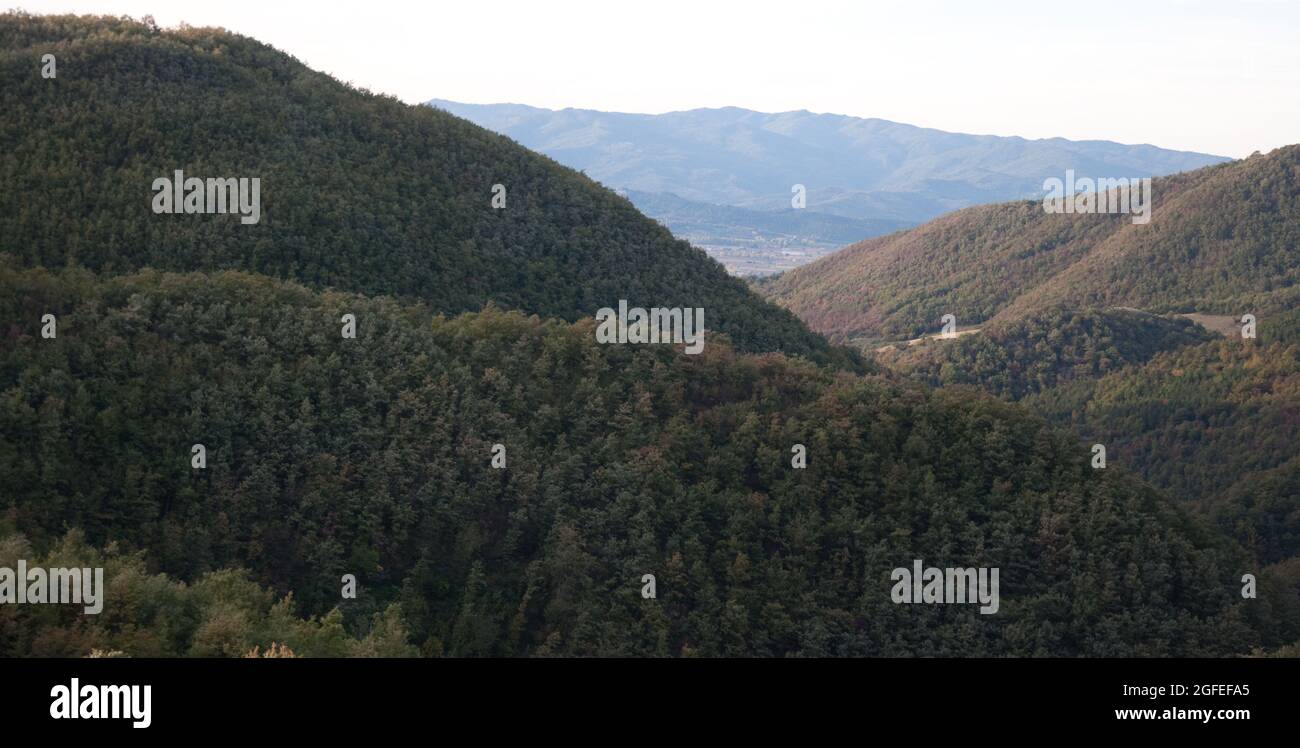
431;100;1227;275
1;14;1296;657
0;13;840;364
430;100;1227;225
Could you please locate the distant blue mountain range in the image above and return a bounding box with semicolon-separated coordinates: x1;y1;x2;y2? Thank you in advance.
429;100;1230;273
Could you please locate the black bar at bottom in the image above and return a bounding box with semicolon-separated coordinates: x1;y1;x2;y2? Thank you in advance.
4;657;1287;735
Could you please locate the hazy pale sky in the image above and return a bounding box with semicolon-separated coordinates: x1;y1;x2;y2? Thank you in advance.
21;0;1299;157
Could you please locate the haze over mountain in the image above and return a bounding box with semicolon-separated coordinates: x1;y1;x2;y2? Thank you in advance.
6;13;1294;657
623;189;911;275
430;99;1230;274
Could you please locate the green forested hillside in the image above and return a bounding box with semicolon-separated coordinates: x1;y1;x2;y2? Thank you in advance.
2;265;1287;656
886;308;1217;400
0;530;418;657
881;303;1300;595
0;13;839;363
1025;310;1300;548
759;146;1300;344
1211;457;1300;568
760;140;1300;611
2;13;1296;659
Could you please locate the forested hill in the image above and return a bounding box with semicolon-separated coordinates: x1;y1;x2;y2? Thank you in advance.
881;308;1219;400
3;264;1290;656
1022;309;1300;559
0;13;838;362
758;145;1300;344
3;12;1296;659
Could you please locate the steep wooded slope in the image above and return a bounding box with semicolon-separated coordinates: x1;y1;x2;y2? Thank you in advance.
0;13;837;361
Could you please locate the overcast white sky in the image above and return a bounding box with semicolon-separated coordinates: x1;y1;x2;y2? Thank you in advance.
20;0;1299;157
